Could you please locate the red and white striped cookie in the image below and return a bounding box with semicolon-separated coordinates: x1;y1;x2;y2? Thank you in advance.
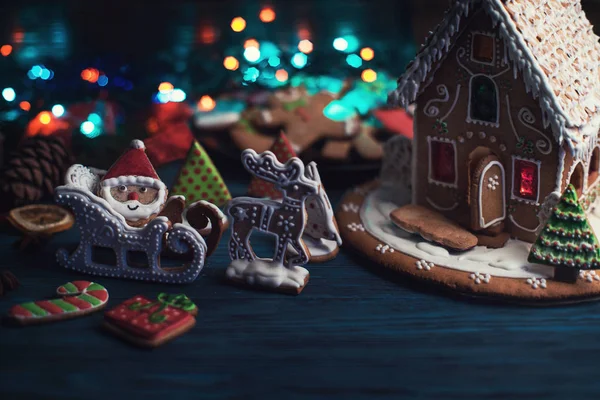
6;281;109;325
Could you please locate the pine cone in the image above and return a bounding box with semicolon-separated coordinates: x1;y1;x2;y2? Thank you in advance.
0;136;73;212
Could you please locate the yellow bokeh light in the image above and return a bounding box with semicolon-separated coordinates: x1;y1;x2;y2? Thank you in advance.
158;82;174;93
259;8;276;23
360;47;374;61
361;69;377;83
231;17;246;32
298;40;313;54
198;95;216;112
275;69;289;82
244;39;259;49
39;111;52;125
223;56;240;71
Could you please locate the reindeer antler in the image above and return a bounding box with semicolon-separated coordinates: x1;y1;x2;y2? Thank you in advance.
241;149;305;189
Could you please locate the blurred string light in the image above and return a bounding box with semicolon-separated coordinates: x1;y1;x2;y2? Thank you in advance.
259;7;276;23
333;35;359;53
51;104;65;117
243;67;260;82
346;54;363;68
1;44;12;56
291;52;308;69
231;17;246;33
360;47;374;61
275;69;288;82
39;111;52;125
298;40;313;54
88;113;102;125
199;25;217;45
268;56;280;67
98;75;108;87
80;113;103;138
223;56;239;71
333;37;348;52
244;39;259;49
170;89;186;102
154;83;186;103
323;100;357;121
28;65;54;80
198;95;216;111
81;68;100;84
361;69;377;83
2;88;16;102
19;101;30;111
158;82;174;93
243;47;261;63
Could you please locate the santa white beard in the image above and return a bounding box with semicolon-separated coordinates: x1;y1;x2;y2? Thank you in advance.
100;183;166;222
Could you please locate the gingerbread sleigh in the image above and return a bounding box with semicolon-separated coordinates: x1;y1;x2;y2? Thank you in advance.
55;140;225;284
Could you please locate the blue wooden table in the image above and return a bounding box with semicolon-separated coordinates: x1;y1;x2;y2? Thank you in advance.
1;161;599;400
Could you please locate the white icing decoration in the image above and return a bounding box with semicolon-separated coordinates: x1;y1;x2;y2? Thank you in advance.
466;74;500;128
344;117;360;136
440;84;462;121
526;277;547;290
423;85;449;118
375;243;394;254
261;110;273;124
478;160;506;228
347;222;365;232
469;272;491;284
341;203;360;213
416;259;434;271
469;32;496;66
580;270;600;283
509;215;541;234
301;236;338;258
416;242;449;257
518;108;552;155
226;259;309;290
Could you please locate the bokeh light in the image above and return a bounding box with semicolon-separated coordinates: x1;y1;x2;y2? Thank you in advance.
275;69;289;82
81;69;92;81
98;75;109;87
342;35;360;53
0;45;12;57
231;17;246;33
244;39;259;49
199;25;217;44
80;121;96;136
170;89;187;102
2;88;16;102
39;111;52;125
268;56;281;67
19;101;30;111
360;47;375;61
298;40;313;54
243;47;261;63
346;54;363;68
333;37;348;51
361;69;377;83
259;7;276;23
52;104;65;117
243;67;260;82
158;82;174;93
198;95;216;111
223;56;240;71
87;113;102;125
323;100;356;121
291;52;308;69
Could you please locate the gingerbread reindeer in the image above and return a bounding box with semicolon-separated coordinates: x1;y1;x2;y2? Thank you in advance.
226;149;322;294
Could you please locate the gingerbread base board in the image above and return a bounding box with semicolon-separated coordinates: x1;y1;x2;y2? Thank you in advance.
335;181;600;305
226;274;310;295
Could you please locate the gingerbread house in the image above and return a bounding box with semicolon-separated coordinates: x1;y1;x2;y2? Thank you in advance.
389;0;600;243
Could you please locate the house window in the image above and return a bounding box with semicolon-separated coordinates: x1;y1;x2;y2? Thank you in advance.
588;147;600;187
469;75;498;124
430;140;456;184
513;158;539;202
472;34;495;64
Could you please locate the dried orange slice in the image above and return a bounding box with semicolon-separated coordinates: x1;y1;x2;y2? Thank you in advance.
8;204;74;236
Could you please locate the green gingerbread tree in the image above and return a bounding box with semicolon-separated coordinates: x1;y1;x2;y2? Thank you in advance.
171;141;231;208
528;184;600;283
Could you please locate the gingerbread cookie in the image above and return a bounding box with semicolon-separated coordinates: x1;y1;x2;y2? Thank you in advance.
6;281;108;325
182;200;228;256
170;140;231;208
226;150;322;294
104;293;197;348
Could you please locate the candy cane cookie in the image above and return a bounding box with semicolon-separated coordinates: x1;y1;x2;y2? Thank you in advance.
6;281;109;325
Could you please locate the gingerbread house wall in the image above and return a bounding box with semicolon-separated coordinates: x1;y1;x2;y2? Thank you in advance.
412;6;565;243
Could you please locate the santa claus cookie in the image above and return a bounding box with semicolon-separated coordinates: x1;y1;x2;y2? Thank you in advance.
98;140;168;227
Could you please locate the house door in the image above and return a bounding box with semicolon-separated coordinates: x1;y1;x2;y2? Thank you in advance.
470;155;506;231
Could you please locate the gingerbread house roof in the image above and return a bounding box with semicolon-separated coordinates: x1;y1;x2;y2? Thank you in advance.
389;0;600;158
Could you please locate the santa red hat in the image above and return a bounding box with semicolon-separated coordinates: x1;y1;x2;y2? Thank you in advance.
100;139;166;189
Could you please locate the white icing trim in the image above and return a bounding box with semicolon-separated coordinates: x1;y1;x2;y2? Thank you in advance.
555;146;566;193
130;139;145;149
456;47;475;77
101;175;166;190
411;112;418;205
511;156;541;205
466;74;500;128
100;184;167;222
426;196;459;211
423;85;449;118
440;84;461;122
518;108;552;155
509;214;541;233
261;110;273;124
427;136;458;188
478;160;506;228
470;32;496;66
506;94;520;141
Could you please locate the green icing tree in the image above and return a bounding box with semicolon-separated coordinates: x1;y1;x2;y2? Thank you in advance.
528;184;600;283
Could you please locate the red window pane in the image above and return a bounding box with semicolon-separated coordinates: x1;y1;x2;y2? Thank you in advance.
431;141;456;183
514;160;538;200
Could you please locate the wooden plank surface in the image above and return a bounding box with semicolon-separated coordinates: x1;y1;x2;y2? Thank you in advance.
1;162;600;400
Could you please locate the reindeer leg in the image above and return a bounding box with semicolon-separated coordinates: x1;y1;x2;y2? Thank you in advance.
272;237;287;265
229;222;255;261
286;237;310;268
